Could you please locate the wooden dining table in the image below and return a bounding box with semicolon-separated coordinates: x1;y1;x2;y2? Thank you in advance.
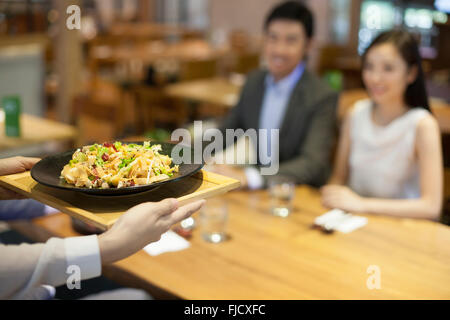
0;112;78;152
10;185;450;300
90;40;224;67
165;77;243;108
108;23;204;40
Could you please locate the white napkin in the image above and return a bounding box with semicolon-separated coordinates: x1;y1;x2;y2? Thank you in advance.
143;230;191;256
315;209;368;233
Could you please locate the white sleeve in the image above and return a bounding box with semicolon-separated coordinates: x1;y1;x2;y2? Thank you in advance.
64;235;102;281
0;235;102;299
245;167;264;190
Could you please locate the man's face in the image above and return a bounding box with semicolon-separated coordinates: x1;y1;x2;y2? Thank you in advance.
264;19;309;81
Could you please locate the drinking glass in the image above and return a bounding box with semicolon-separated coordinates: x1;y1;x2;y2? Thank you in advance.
268;175;295;218
199;197;228;243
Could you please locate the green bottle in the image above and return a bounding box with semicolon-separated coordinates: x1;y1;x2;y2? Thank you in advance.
2;96;21;137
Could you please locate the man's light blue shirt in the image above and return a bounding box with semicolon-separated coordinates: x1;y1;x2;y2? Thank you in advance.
259;62;305;135
246;63;305;189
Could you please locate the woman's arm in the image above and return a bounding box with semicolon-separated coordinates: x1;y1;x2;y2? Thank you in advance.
326;111;352;185
322;115;443;220
361;115;443;220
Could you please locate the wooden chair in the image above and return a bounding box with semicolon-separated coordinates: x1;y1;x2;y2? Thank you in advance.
232;52;260;75
176;58;222;120
337;89;369;122
228;30;251;53
72;78;125;145
133;85;188;134
85;35;123;78
317;45;362;90
178;58;218;81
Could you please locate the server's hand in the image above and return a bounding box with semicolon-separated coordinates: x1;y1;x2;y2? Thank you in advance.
0;156;40;200
98;198;205;264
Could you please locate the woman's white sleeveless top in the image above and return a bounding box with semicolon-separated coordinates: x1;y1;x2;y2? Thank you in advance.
348;99;430;199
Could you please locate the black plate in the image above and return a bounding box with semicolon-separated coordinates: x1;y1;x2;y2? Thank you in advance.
31;141;203;195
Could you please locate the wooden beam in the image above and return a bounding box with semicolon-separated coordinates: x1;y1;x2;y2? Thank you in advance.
348;0;362;54
52;0;83;123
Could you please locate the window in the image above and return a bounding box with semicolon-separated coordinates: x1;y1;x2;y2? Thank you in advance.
358;0;449;58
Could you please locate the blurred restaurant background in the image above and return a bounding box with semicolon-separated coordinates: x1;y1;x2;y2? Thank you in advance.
0;0;449;195
0;0;448;142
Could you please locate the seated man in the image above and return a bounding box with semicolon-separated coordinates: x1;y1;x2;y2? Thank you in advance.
214;1;338;189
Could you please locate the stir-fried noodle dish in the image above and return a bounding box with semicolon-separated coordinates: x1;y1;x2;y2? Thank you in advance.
61;141;178;189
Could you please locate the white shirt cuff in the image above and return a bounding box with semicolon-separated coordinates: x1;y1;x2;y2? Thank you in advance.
41;285;56;300
245;167;264;190
64;235;102;281
44;205;59;216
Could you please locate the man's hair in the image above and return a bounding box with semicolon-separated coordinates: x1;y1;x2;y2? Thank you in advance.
264;1;314;39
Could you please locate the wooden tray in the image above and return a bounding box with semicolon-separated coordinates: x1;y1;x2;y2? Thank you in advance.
0;170;240;230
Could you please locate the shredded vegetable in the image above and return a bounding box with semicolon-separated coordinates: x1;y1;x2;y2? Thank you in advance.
60;141;178;189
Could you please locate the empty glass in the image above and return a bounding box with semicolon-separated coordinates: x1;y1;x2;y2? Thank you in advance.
199;197;228;243
268;175;295;218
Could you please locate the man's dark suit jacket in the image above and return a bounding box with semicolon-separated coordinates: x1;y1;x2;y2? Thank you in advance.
219;68;338;187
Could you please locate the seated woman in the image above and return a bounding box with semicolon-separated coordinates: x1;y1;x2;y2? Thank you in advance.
321;30;442;220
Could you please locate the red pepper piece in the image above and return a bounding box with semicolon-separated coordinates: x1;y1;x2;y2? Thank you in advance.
102;153;109;162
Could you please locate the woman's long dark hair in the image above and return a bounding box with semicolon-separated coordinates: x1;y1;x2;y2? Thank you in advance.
362;30;431;111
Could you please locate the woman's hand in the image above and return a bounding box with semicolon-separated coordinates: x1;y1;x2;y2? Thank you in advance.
98;198;206;264
0;156;40;200
321;184;366;213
